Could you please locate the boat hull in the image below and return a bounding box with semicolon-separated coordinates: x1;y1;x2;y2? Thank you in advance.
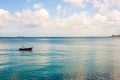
19;47;33;51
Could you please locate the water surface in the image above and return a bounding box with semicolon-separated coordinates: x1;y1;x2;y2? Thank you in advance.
0;37;120;80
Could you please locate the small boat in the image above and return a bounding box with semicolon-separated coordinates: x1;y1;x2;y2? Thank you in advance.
19;47;33;51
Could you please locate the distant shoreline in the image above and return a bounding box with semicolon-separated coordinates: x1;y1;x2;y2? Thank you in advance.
0;35;119;38
111;35;120;37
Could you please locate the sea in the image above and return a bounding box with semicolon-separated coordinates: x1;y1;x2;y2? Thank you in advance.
0;37;120;80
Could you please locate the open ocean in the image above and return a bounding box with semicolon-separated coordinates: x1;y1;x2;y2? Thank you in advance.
0;37;120;80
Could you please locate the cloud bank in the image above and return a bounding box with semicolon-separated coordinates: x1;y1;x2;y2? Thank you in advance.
0;0;120;36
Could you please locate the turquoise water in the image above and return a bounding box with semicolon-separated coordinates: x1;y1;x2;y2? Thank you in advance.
0;37;120;80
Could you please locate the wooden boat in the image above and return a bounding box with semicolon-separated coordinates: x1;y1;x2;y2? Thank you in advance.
19;47;33;51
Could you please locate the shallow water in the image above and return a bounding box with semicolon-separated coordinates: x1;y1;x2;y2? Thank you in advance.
0;37;120;80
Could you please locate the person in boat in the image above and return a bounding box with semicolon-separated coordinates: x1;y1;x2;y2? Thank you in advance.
22;45;25;48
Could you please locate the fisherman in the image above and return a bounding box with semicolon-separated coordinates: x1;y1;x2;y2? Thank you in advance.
22;45;25;48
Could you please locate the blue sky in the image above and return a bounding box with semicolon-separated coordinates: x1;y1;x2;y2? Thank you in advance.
0;0;120;37
0;0;95;17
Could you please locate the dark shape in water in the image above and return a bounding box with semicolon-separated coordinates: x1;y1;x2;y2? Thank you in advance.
19;47;33;51
111;34;120;37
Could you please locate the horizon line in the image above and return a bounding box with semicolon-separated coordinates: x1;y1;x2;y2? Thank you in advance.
0;36;111;38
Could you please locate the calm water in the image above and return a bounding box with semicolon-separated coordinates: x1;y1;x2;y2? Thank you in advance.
0;37;120;80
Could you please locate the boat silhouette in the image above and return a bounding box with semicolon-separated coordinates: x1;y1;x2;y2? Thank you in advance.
19;47;33;51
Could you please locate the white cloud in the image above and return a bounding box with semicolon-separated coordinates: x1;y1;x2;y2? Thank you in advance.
92;0;111;14
0;0;120;37
14;8;50;28
56;5;67;15
56;5;62;14
103;0;120;8
53;10;120;36
34;8;50;18
33;3;42;9
63;0;86;8
0;9;11;28
92;0;120;14
62;0;120;13
62;9;67;15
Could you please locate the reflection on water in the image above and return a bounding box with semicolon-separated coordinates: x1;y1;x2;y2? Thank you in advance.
0;37;120;80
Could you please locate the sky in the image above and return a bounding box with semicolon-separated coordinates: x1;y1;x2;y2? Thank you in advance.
0;0;120;37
